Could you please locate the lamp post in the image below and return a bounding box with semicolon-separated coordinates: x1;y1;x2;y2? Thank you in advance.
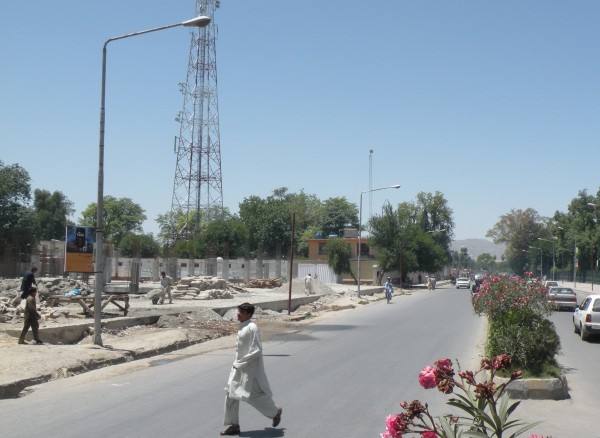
94;15;211;346
538;238;556;281
588;202;598;290
528;246;543;280
357;184;401;297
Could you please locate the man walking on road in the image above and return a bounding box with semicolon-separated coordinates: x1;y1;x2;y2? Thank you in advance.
221;303;282;436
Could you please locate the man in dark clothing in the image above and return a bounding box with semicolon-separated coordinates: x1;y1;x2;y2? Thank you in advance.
18;287;43;344
21;267;38;299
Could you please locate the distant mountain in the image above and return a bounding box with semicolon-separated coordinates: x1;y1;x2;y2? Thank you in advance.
451;239;506;260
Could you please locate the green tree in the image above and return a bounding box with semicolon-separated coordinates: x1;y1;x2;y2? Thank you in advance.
486;208;548;275
155;207;232;247
239;195;291;256
32;189;74;240
80;196;146;247
194;218;248;258
369;193;452;281
118;234;159;258
0;161;35;255
319;196;358;237
325;238;357;284
476;252;496;271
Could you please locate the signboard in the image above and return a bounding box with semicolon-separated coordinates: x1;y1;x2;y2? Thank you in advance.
65;225;95;273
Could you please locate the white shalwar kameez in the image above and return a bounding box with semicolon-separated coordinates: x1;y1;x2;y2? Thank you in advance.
223;319;278;426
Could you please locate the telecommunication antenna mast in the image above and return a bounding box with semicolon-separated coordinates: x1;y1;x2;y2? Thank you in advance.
171;0;223;238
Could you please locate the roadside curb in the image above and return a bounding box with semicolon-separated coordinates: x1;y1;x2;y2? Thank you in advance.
498;374;570;400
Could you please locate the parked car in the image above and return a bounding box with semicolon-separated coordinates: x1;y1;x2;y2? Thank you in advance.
543;281;559;290
456;277;470;289
547;286;577;310
573;295;600;341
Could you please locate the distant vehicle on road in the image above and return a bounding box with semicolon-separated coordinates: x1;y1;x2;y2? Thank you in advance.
548;286;577;310
471;278;484;296
573;295;600;341
544;281;559;290
456;277;470;289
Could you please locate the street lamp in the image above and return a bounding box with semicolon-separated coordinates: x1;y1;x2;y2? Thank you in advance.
528;246;543;280
588;202;598;290
357;184;401;297
538;238;556;281
557;226;577;286
94;15;211;346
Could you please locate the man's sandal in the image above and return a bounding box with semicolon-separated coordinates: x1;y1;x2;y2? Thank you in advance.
220;425;240;436
272;407;283;427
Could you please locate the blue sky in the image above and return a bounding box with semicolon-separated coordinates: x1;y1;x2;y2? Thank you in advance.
2;1;599;241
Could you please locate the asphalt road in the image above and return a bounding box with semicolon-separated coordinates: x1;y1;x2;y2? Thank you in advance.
2;285;569;438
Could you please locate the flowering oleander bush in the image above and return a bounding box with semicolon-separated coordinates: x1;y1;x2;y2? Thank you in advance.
472;275;551;319
381;355;551;438
471;275;559;371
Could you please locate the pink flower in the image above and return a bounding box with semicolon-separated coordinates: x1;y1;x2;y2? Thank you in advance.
381;414;404;438
435;358;453;375
419;366;438;389
422;431;437;438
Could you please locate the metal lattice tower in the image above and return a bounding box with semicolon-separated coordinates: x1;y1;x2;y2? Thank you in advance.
171;0;223;237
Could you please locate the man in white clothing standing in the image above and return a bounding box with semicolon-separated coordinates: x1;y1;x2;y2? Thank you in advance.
304;273;314;295
221;303;282;436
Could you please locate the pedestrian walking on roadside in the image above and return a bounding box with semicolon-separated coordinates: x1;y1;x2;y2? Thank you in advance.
159;271;173;304
304;273;314;295
20;266;38;299
221;303;282;436
385;277;393;304
18;287;44;345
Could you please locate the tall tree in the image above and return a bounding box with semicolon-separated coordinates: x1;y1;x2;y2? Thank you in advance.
369;195;451;281
319;197;358;237
325;238;357;284
80;196;146;247
194;218;248;258
486;208;548;275
118;234;159;258
0;161;34;254
239;195;292;256
32;189;74;240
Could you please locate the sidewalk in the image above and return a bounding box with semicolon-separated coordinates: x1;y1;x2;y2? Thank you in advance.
0;282;383;399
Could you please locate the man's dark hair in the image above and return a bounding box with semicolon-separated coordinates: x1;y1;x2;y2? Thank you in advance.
161;271;166;276
238;302;255;316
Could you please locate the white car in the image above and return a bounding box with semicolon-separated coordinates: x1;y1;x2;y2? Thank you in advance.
573;294;600;341
456;277;470;289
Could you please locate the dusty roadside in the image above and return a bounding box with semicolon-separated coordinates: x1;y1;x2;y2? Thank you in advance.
0;279;386;398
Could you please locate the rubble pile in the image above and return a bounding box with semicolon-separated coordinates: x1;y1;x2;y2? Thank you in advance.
247;278;283;288
0;277;92;323
146;275;248;302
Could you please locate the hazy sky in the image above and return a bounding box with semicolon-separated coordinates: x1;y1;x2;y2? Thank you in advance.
2;1;599;240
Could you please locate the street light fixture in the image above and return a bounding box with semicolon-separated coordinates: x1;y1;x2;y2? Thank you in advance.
557;226;577;287
588;203;598;290
538;238;557;281
94;15;211;346
528;246;543;280
357;184;401;297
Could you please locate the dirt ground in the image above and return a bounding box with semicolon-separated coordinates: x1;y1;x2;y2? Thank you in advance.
0;278;383;348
